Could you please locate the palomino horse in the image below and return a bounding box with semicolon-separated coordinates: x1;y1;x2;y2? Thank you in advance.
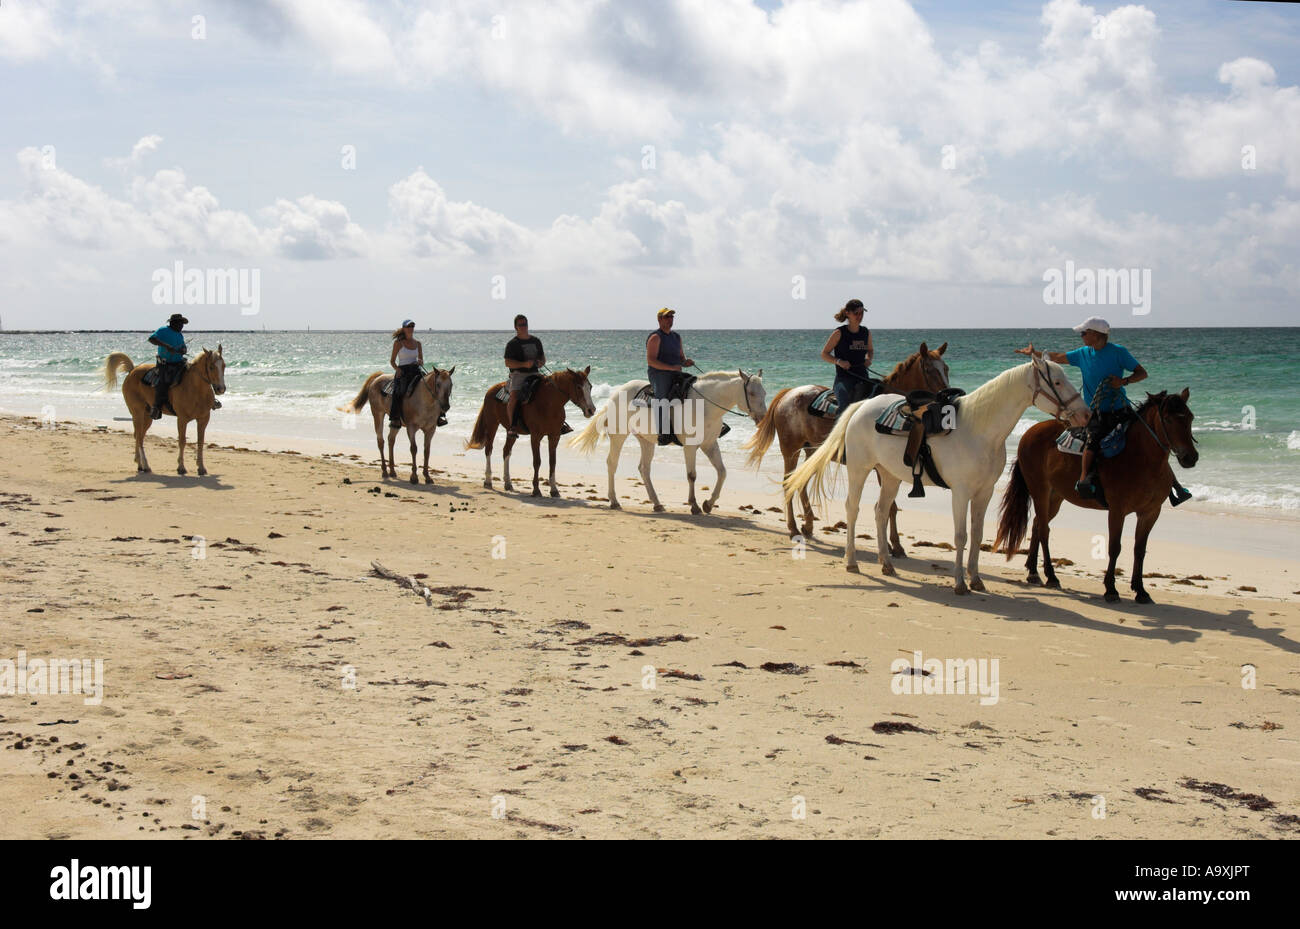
784;353;1090;593
744;342;951;545
995;389;1198;604
570;370;766;514
103;346;228;475
466;367;597;498
339;366;456;484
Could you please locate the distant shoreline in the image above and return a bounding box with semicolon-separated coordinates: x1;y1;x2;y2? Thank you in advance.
3;326;1299;335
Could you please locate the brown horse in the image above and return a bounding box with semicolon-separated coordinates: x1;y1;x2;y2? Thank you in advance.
103;346;228;475
743;342;951;544
466;367;597;497
339;366;456;484
994;389;1198;603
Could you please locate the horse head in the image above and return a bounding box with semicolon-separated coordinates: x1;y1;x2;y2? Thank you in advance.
738;368;766;423
429;364;455;414
202;344;227;395
563;365;597;418
1147;388;1198;468
1028;353;1089;428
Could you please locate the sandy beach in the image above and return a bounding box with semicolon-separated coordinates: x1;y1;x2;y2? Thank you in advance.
2;412;1297;839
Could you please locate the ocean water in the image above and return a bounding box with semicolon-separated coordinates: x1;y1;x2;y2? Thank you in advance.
2;327;1297;514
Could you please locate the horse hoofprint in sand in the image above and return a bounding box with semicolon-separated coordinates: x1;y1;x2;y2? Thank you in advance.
784;354;1090;593
570;370;766;514
103;346;227;475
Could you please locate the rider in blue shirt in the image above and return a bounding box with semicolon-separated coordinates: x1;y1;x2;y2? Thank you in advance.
1023;316;1147;499
147;313;190;419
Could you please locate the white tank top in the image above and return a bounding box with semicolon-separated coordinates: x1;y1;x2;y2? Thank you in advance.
396;343;419;365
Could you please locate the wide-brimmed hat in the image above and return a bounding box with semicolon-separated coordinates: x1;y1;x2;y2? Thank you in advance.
167;313;189;325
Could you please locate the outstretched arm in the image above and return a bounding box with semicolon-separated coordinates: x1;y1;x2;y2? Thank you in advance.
1015;344;1067;364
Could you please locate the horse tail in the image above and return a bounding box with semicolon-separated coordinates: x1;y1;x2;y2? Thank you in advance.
742;387;789;468
339;372;382;413
784;402;853;511
103;352;134;391
464;401;494;450
994;459;1031;559
567;399;610;454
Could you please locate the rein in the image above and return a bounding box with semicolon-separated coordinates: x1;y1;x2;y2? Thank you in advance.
1030;358;1078;423
685;363;759;419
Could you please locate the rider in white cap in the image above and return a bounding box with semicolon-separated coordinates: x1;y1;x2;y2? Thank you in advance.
1018;316;1147;499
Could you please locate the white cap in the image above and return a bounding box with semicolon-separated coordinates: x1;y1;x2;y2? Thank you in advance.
1072;315;1110;334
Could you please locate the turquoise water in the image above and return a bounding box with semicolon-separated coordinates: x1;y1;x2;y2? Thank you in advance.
2;328;1298;511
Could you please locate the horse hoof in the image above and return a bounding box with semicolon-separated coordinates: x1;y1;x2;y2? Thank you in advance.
1134;591;1153;605
690;505;702;515
1025;574;1042;585
177;468;186;475
531;489;541;498
881;562;897;577
504;483;514;493
970;578;986;592
1104;589;1120;603
609;500;621;510
653;504;665;513
702;501;713;514
483;481;492;490
954;584;970;596
802;526;815;539
889;546;905;558
550;490;560;498
1044;577;1061;589
197;468;207;476
846;563;861;574
410;476;418;485
425;476;433;485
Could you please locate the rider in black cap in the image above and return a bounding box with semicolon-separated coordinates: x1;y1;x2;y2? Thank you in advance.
147;313;191;419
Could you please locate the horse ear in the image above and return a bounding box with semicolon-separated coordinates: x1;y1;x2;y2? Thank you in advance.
918;342;928;356
756;368;762;378
583;365;590;376
1180;387;1189;401
218;343;223;354
937;342;947;356
738;369;747;380
448;365;456;375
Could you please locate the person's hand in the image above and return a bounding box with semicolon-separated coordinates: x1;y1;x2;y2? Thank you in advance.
837;359;849;369
1014;344;1035;356
1107;375;1125;389
683;358;693;367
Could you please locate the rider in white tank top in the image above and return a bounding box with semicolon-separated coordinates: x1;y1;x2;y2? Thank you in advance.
397;344;419;365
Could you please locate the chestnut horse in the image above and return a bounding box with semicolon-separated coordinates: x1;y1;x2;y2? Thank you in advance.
339;366;456;484
103;347;227;475
466;367;597;498
743;342;950;545
994;389;1198;604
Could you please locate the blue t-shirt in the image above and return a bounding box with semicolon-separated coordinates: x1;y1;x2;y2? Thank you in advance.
1065;342;1139;411
151;325;186;363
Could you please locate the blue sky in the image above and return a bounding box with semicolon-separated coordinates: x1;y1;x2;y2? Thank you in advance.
1;0;1297;330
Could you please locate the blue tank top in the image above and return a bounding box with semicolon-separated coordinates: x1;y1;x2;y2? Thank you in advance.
648;329;683;365
832;325;869;367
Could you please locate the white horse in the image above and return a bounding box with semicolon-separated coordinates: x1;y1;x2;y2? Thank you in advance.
569;370;766;514
784;354;1090;593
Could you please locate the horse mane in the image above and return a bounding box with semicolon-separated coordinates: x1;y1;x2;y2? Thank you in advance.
884;352;918;382
1134;391;1169;415
951;363;1027;433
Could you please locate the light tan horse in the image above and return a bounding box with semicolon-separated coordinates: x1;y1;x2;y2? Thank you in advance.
339;366;456;484
744;343;950;545
103;346;227;475
466;367;596;498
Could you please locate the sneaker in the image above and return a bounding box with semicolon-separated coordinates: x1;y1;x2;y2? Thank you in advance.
437;415;448;427
211;400;222;410
1169;484;1193;507
149;406;163;420
657;435;674;446
719;423;731;437
560;421;573;434
1075;479;1096;499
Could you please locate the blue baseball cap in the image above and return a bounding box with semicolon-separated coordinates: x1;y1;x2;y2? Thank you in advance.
402;319;415;328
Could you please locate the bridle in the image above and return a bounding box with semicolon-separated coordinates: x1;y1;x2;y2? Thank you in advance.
1131;394;1195;458
684;370;762;420
197;351;225;393
1029;356;1079;423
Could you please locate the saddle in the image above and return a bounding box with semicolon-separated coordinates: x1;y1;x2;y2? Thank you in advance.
808;378;881;419
142;362;185;388
1055;418;1131;460
383;375;422;399
490;374;547;434
632;374;699;444
875;387;966;498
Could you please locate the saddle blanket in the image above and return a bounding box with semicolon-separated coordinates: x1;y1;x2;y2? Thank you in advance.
809;389;838;419
874;399;911;434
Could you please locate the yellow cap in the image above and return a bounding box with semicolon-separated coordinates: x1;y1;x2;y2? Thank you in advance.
657;307;676;319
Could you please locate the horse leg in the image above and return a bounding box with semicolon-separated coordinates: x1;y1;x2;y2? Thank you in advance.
373;413;387;479
781;446;801;537
701;440;726;514
547;434;559;498
874;471;903;577
1131;506;1159;604
423;429;434;484
407;425;418;484
684;443;701;514
605;433;628;509
176;416;188;475
195;415;208;476
502;432;517;492
482;424;496;489
133;408;150;472
966;484;995;592
386;426;401;479
1041;495;1065;588
1103;508;1125;602
844;458;870;574
637;437;664;512
799;448;816;538
951;490;972;594
530;434;542;497
883;475;904;556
